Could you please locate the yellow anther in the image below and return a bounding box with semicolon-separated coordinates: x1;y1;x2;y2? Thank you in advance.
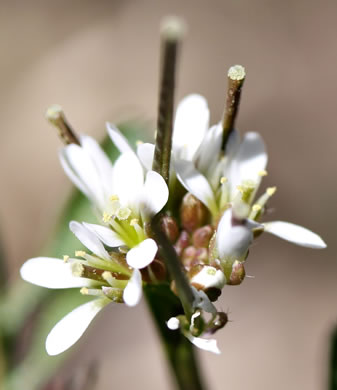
72;262;84;277
220;176;228;184
136;140;143;146
267;186;277;196
252;204;262;212
63;255;70;263
237;185;244;193
207;267;217;276
110;195;119;202
258;170;268;177
80;287;89;295
130;218;139;226
117;207;131;221
102;271;112;281
103;212;112;223
75;250;86;257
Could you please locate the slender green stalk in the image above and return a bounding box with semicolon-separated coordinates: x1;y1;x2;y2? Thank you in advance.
144;284;206;390
151;214;195;320
46;105;80;145
152;17;184;184
221;65;246;150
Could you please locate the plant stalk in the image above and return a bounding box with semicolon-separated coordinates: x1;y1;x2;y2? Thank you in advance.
144;284;206;390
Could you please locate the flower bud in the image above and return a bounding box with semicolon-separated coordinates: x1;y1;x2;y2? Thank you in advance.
182;246;208;271
160;215;179;243
174;230;190;256
180;193;209;233
228;260;245;285
192;225;214;248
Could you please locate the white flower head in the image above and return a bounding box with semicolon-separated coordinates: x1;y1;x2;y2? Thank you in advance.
20;222;150;355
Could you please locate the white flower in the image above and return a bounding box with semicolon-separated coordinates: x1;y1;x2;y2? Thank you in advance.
60;124;169;269
170;95;326;250
167;288;221;354
20;222;146;355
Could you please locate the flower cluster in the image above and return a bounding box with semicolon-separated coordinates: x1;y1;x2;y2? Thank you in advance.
20;89;326;356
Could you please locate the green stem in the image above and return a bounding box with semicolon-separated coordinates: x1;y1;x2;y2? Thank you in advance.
144;284;206;390
152;18;184;184
151;215;195;320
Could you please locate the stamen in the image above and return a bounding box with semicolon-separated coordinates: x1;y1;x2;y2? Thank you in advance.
249;186;277;220
103;212;112;223
220;176;228;184
63;255;70;263
75;250;86;258
258;170;268;177
80;287;104;297
110;195;119;202
252;204;262;212
136;140;143;146
267;186;277;196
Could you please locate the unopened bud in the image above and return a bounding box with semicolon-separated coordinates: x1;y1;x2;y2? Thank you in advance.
174;230;190;256
192;225;214;248
182;246;208;271
228;260;245;285
160;215;179;243
180;193;209;233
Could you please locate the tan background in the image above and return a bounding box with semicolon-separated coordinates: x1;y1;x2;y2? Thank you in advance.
1;0;336;389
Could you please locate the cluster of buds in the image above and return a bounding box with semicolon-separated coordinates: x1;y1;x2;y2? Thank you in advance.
20;17;326;356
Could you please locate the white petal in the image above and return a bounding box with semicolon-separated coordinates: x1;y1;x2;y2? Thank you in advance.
20;257;92;288
46;299;109;355
137;143;155;171
80;135;114;198
167;317;180;330
123;269;142;307
69;221;110;260
190;266;226;290
186;334;221;354
229;132;267;195
173;94;210;160
216;209;253;260
141;171;169;221
175;160;217;215
106;123;135;155
59;149;91;200
193;123;222;176
60;144;105;210
263;221;327;249
113;151;144;210
82;222;125;247
126;238;158;269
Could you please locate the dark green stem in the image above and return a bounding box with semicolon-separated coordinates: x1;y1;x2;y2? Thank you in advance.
144;284;206;390
152;19;183;184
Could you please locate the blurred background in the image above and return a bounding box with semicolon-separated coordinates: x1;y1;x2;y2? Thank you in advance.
0;0;336;389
